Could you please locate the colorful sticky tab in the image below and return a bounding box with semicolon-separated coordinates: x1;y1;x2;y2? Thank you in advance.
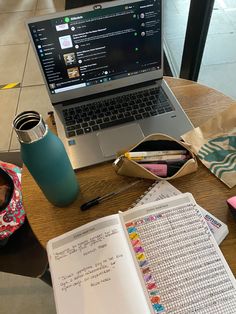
147;282;157;290
151;296;161;303
129;232;139;240
131;239;140;247
139;260;148;268
136;252;146;261
152;303;165;313
127;226;137;233
144;273;152;282
142;267;151;274
149;290;160;296
125;222;134;228
126;220;165;314
134;246;144;253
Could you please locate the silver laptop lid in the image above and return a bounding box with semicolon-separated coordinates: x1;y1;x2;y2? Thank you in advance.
26;0;163;104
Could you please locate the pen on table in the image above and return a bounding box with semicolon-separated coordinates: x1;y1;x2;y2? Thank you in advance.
80;180;142;211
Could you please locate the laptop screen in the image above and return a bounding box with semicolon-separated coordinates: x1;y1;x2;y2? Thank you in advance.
28;0;162;99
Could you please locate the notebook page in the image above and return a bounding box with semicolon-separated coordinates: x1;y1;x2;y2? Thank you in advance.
121;193;236;314
47;214;150;314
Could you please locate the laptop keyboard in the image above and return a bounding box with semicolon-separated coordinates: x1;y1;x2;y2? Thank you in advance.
63;86;174;138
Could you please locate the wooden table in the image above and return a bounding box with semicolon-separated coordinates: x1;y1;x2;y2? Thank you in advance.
22;77;236;275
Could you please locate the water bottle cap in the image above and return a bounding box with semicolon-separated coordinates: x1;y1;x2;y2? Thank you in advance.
13;111;48;144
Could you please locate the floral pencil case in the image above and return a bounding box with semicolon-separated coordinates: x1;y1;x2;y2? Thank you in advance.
113;133;198;181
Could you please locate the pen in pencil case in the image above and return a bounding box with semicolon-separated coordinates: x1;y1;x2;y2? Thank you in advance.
140;162;185;177
125;150;187;158
130;154;188;162
138;160;188;165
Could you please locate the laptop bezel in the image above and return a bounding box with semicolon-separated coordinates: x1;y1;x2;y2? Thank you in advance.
26;0;163;104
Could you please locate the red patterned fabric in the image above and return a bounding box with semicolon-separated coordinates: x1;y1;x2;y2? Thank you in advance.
0;161;25;240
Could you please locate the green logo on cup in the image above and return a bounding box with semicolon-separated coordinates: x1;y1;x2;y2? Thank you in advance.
198;136;236;178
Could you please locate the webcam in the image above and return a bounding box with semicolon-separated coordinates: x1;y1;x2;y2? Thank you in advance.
93;4;102;10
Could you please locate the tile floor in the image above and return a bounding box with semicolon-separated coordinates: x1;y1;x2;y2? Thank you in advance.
0;0;236;313
0;0;65;157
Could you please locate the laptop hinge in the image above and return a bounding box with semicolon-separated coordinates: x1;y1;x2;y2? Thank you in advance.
55;79;161;107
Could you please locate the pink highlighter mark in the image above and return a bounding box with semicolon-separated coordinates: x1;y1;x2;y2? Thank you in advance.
131;239;141;247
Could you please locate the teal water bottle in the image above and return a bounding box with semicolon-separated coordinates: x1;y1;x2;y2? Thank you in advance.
13;111;79;207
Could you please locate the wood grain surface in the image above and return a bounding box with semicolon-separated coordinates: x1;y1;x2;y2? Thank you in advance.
22;77;236;275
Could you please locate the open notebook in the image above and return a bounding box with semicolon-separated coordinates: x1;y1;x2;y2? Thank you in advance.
47;193;236;314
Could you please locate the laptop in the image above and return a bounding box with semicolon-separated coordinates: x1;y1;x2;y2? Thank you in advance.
26;0;193;169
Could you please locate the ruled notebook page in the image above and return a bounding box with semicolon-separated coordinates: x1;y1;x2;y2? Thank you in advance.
47;215;151;314
122;193;236;314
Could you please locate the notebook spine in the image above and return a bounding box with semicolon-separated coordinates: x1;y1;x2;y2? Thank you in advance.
129;181;158;209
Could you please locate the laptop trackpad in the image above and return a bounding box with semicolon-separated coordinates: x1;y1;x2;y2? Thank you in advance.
97;123;144;157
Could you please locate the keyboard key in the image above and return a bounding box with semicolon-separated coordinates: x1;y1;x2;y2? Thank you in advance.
84;127;92;133
65;120;75;126
117;113;124;119
96;118;103;124
150;111;157;116
76;129;84;135
165;107;173;112
138;108;145;113
92;125;99;131
100;116;134;129
135;114;142;120
75;124;81;129
67;131;76;137
143;112;150;118
66;126;74;131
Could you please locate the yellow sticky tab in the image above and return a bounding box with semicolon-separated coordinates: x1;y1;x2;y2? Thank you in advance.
129;232;139;240
136;253;146;261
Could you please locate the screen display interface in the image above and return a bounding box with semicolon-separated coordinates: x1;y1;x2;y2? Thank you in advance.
29;0;162;94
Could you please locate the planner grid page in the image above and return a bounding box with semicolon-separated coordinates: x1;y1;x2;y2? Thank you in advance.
131;181;228;245
123;194;236;314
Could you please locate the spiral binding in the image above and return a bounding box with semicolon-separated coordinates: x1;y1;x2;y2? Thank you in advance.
129;181;160;209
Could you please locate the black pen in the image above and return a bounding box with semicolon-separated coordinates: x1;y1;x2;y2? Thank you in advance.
80;180;141;211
